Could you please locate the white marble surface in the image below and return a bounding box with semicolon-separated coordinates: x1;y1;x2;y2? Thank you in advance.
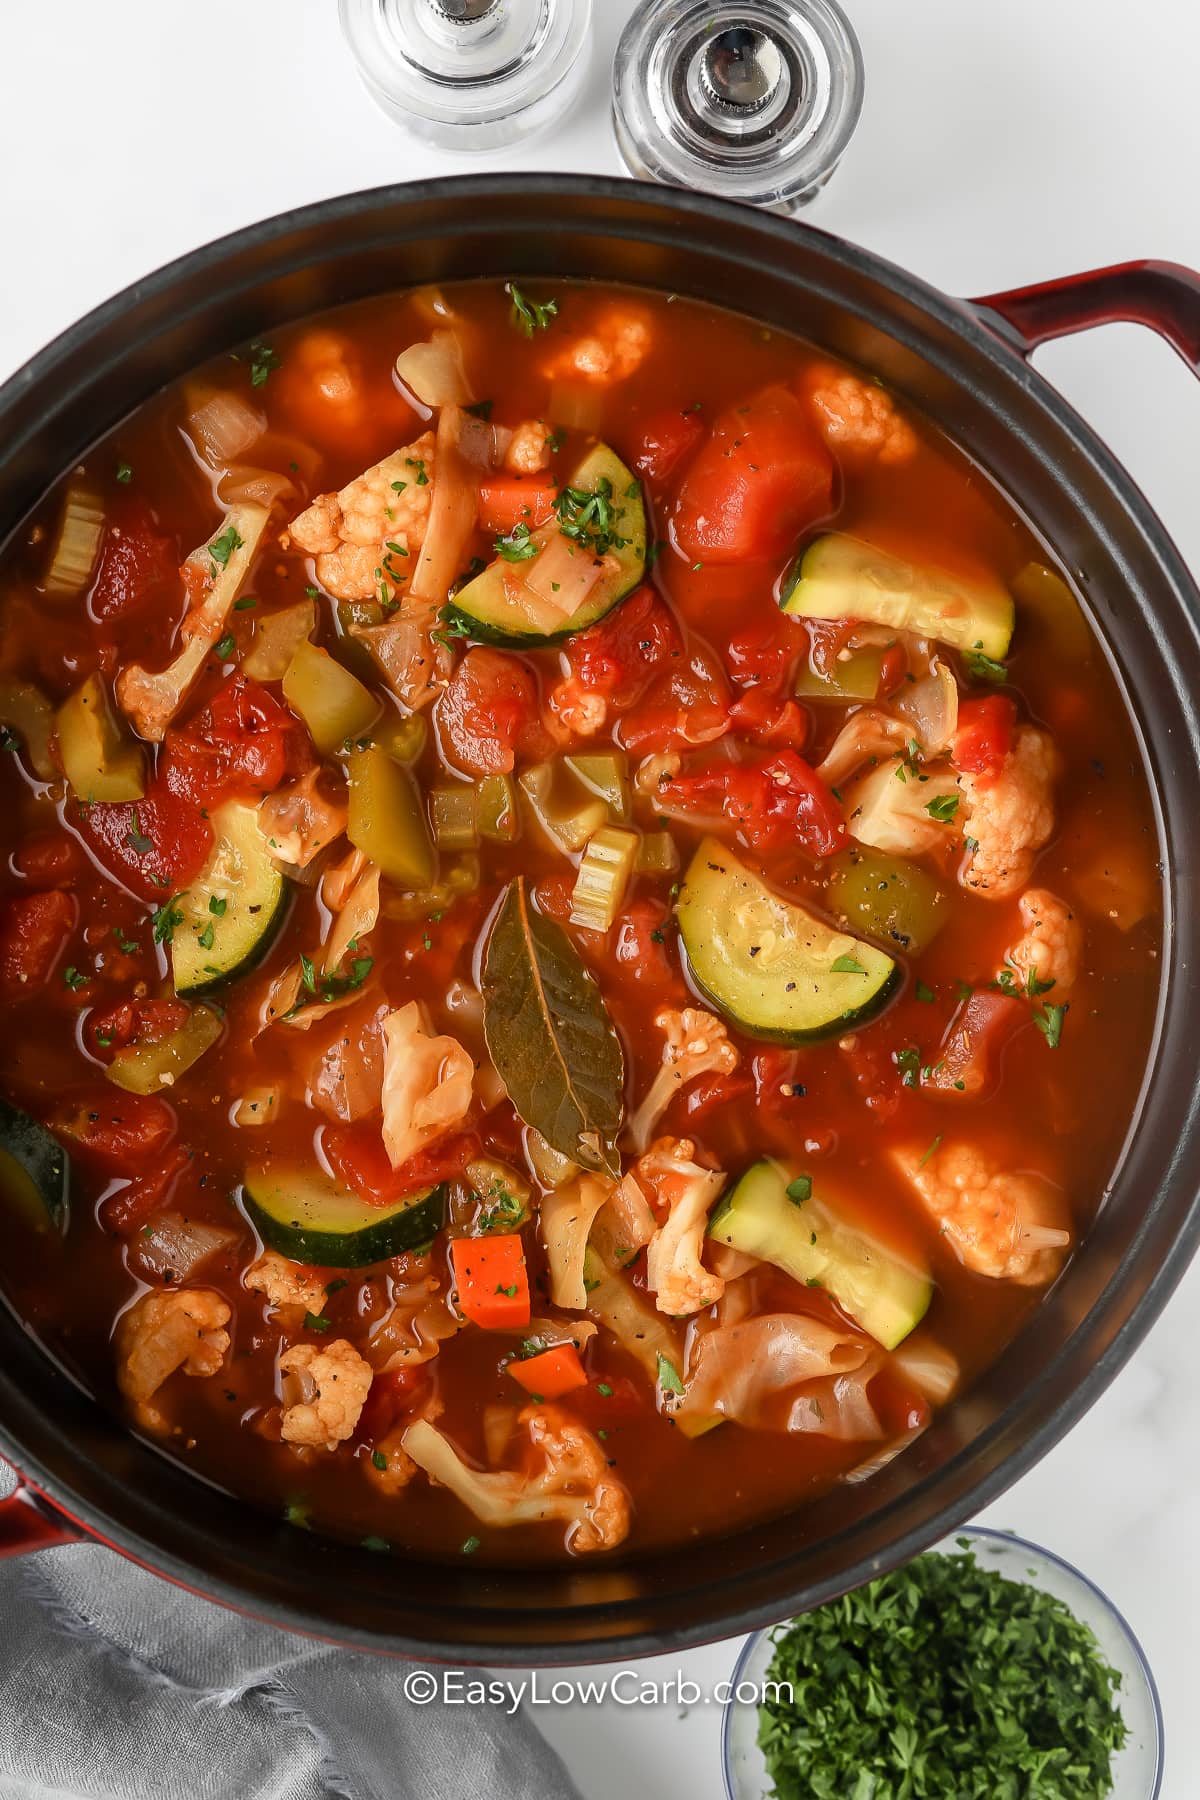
2;2;1198;1794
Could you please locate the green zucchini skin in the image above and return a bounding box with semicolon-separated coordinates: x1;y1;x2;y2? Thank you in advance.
172;799;288;998
708;1159;931;1350
675;838;899;1044
781;532;1015;663
243;1165;446;1268
447;442;647;648
0;1097;70;1232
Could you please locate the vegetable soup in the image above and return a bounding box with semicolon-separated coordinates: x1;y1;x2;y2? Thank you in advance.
0;281;1160;1560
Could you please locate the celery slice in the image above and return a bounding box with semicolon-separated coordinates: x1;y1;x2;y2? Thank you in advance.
283;641;380;755
520;762;609;853
564;751;632;823
570;827;639;933
477;772;520;843
635;830;680;876
431;786;479;850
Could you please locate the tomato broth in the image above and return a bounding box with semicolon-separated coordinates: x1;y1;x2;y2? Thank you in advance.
0;281;1160;1563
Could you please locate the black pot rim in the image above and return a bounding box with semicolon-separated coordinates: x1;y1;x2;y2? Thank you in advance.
2;174;1197;1664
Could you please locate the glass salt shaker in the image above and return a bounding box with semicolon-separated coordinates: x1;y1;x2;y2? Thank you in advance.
612;0;864;214
339;0;594;152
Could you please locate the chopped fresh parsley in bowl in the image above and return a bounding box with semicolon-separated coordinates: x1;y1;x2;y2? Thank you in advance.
722;1528;1163;1800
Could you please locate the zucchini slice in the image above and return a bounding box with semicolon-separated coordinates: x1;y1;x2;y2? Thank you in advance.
446;442;646;646
171;799;287;997
708;1159;931;1350
0;1098;70;1232
782;533;1014;662
675;838;899;1043
243;1164;446;1268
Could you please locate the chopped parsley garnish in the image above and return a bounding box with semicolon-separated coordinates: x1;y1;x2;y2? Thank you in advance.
406;457;429;487
208;895;228;917
830;953;866;975
507;283;559;337
495;1282;519;1298
233;595;257;611
0;729;19;753
995;963;1055;1000
918;1134;943;1168
214;632;236;662
371;1449;388;1471
757;1543;1128;1799
63;966;88;991
294;951;374;1011
151;897;184;944
915;979;936;1003
208;524;244;571
1034;1001;1069;1049
126;809;153;855
656;1353;684;1395
246;340;281;387
965;649;1009;683
596;1382;614;1398
461;1535;481;1556
786;1175;813;1206
303;1311;331;1333
115;460;133;485
926;792;960;822
895;1045;922;1089
197;922;215;951
493;521;540;563
114;929;139;955
554;476;628;557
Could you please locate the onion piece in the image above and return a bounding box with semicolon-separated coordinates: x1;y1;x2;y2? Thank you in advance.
394;331;472;410
44;485;105;597
233;1087;280;1128
130;1212;238;1283
889;1332;960;1403
184;387;265;468
522;533;606;621
894;663;959;755
218;465;297;510
409;404;480;606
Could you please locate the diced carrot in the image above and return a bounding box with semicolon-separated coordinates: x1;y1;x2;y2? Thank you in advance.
508;1343;587;1400
477;475;557;536
451;1234;530;1329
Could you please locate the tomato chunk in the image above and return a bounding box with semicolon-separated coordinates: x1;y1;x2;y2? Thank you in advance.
324;1122;480;1206
54;1090;177;1171
476;475;557;536
727;687;809;748
509;1343;588;1399
437;647;555;777
617;636;731;755
89;501;178;624
673;385;833;563
87;997;190;1058
99;1144;192;1234
631;408;705;484
0;890;76;998
560;586;682;706
72;777;212;901
953;695;1016;779
659;750;845;858
163;674;314;807
13;830;87;889
451;1234;531;1329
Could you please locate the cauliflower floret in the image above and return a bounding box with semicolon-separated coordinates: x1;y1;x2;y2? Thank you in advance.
816;709;912;789
893;1141;1070;1285
117;503;269;741
365;1391;445;1496
115;1288;231;1430
807;366;918;465
545;306;651;386
278;1338;373;1450
548;677;608;738
638;1137;727;1318
380;1001;474;1170
257;767;348;870
629;1008;740;1152
958;726;1058;899
402;1404;631;1553
289;432;435;604
504;419;554;475
1004;887;1082;993
245;1251;328;1318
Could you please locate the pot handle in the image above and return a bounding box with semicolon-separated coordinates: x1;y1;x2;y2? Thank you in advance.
971;259;1200;375
0;1471;83;1558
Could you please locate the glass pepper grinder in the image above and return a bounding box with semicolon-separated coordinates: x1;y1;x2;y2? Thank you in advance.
339;0;594;152
612;0;864;214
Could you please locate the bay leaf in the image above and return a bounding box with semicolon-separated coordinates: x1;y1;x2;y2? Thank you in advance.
482;877;624;1175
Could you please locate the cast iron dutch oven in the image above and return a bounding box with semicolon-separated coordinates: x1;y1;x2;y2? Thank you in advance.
1;178;1198;1662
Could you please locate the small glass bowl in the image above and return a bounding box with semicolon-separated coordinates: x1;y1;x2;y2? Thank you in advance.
722;1526;1164;1800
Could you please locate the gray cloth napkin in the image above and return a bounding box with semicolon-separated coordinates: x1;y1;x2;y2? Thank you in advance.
0;1534;582;1800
